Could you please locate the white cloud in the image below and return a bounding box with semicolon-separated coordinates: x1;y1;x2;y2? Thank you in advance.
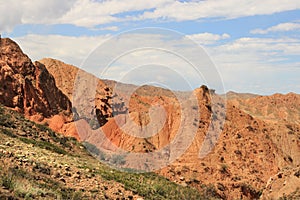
186;33;230;45
14;34;111;66
98;26;119;31
0;0;75;32
140;0;300;21
1;0;300;32
207;36;300;94
214;37;300;56
251;22;300;34
59;0;172;28
0;0;172;32
12;31;220;91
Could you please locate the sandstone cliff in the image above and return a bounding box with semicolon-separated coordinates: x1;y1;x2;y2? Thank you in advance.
0;38;71;118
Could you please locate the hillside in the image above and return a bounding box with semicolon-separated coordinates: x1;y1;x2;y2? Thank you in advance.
0;104;218;199
229;92;300;123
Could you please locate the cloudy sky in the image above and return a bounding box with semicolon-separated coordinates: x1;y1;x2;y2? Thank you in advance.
1;0;300;94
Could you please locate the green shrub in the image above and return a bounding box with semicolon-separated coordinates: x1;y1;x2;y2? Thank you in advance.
19;137;67;155
0;127;16;138
1;174;15;191
220;164;228;174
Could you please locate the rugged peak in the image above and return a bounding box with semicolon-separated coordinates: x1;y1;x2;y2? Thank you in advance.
0;38;35;76
194;85;211;95
193;85;212;103
0;38;71;119
0;38;21;51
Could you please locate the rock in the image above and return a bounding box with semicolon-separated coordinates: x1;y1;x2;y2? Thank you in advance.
65;166;71;171
72;174;81;179
85;168;91;173
17;130;26;136
40;58;128;128
217;183;226;191
193;178;200;184
65;172;72;177
86;174;92;178
4;142;10;147
0;38;72;132
181;182;188;187
59;178;66;183
54;171;61;178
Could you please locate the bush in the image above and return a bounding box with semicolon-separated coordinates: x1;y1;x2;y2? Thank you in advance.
220;164;228;174
241;183;262;199
1;174;15;191
0;127;16;138
110;154;126;166
19;137;67;155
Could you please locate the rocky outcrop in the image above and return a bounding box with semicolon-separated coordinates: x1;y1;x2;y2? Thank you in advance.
0;38;71;121
39;58;127;129
261;167;300;199
229;92;300;123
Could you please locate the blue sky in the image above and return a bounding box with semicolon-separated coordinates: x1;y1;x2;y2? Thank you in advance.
1;0;300;94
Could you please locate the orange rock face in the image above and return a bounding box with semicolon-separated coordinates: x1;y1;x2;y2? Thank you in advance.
0;38;73;135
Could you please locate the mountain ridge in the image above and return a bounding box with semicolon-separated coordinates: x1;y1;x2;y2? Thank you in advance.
39;58;300;199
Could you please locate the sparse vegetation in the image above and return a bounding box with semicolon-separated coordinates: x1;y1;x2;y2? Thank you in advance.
240;183;262;199
220;164;228;174
278;188;300;200
19;136;68;155
0;104;218;199
294;169;300;178
1;173;15;191
98;169;207;200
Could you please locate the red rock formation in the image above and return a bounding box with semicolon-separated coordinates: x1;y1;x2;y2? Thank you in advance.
0;38;72;130
39;58;127;128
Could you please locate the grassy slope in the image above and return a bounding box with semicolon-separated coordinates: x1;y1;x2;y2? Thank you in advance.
0;104;219;200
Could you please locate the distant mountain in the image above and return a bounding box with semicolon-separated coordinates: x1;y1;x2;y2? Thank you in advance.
229;92;300;123
224;91;260;100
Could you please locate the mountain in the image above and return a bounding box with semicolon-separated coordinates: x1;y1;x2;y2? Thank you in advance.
224;91;260;100
1;38;300;199
40;58;300;199
229;92;300;123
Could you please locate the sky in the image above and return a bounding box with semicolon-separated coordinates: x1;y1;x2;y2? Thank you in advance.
1;0;300;95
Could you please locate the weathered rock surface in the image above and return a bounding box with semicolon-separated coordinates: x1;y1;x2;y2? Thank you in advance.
40;58;127;129
0;38;71;119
